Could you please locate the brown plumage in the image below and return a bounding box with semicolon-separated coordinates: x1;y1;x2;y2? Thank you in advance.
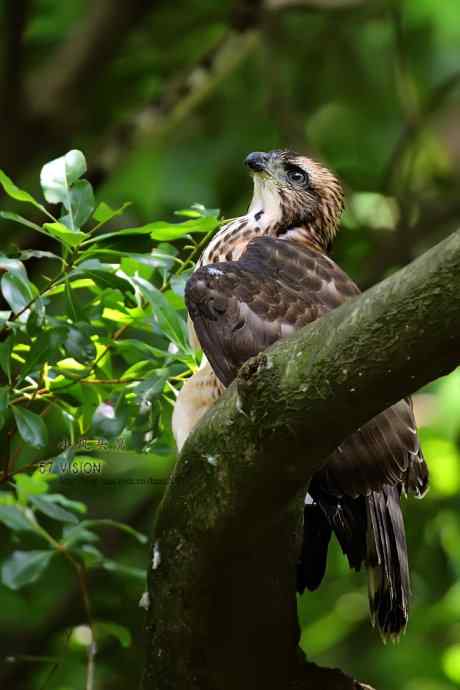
177;150;429;640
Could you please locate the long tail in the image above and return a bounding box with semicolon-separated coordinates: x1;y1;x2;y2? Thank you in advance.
297;485;410;641
366;486;410;641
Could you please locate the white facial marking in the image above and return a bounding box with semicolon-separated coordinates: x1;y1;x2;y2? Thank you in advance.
248;175;283;224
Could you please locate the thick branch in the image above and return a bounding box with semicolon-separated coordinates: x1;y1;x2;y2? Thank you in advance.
143;229;460;690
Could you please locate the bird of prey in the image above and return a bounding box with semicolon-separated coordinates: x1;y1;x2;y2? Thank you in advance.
172;149;429;640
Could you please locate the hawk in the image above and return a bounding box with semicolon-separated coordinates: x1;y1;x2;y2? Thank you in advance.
172;150;428;640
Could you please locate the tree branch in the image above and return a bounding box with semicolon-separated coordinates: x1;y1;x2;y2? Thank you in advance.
142;228;460;690
92;22;261;181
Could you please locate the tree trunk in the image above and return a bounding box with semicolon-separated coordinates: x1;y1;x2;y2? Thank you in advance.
142;228;460;690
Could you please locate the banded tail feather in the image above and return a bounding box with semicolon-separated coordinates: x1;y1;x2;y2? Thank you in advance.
297;485;415;641
366;487;410;640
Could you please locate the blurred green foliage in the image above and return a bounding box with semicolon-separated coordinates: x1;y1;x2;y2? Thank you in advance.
0;1;459;689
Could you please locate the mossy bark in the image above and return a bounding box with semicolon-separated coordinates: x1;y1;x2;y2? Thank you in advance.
142;229;460;690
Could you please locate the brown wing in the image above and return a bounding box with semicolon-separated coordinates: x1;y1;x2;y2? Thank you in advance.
186;236;428;498
186;236;358;387
318;397;428;497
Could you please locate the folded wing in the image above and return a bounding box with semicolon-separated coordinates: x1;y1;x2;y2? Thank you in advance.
186;236;427;498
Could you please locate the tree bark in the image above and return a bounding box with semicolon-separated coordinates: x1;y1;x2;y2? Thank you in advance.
142;229;460;689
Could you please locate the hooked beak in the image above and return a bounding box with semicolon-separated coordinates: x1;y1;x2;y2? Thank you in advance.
245;151;270;173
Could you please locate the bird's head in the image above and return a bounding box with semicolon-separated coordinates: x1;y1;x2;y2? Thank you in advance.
245;149;344;251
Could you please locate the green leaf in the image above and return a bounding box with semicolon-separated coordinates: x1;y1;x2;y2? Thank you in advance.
44;493;86;514
15;472;49;505
49;448;76;474
0;385;9;412
64;324;96;364
134;371;169;404
27;298;46;335
0;211;46;236
78;543;104;567
120;256;154;281
121;247;178;276
95;621;132;648
1;271;34;314
0;256;27;279
132;276;188;351
175;205;219;218
190;203;220;218
63;523;99;548
43;222;86;248
70;260;133;291
92;201;131;224
174;208;203;218
130;398;160;438
29;495;79;524
112;339;166;361
12;406;48;449
0;335;14;382
20;249;63;262
40;150;87;204
81;222;157;246
443;644;460;684
92;401;128;439
0;169;49;216
1;550;54;590
0;505;36;532
18;330;66;383
0;310;11;326
170;271;192;298
149;216;219;241
60;179;95;230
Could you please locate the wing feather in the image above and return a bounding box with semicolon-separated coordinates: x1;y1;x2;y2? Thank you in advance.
186;236;428;498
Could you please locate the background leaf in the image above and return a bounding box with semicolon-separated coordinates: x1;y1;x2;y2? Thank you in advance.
0;505;36;532
1;550;54;590
12;407;48;449
29;495;79;524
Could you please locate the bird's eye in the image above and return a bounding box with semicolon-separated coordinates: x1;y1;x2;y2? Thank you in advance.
287;168;308;185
